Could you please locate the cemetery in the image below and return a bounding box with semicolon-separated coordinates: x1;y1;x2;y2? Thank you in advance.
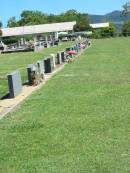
0;38;90;118
1;0;130;172
0;37;130;172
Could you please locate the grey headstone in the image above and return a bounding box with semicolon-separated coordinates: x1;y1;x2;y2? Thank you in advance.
7;71;22;98
50;54;56;68
36;60;44;75
27;64;37;85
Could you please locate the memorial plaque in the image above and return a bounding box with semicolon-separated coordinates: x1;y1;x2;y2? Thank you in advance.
7;71;22;98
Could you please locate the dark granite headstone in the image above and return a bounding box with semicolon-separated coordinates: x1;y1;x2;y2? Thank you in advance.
54;40;59;46
44;42;50;48
61;51;66;62
7;71;22;98
44;57;54;73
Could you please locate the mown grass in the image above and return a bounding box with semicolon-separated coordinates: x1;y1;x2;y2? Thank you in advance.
0;41;74;98
1;37;130;172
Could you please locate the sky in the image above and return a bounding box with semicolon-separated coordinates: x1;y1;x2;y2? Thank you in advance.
0;0;127;26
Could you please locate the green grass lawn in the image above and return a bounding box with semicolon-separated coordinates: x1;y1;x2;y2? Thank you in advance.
0;41;74;98
1;37;130;172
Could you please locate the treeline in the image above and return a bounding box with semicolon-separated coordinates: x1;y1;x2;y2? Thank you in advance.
7;9;91;32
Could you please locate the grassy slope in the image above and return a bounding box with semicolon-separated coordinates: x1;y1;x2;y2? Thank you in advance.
0;41;74;98
1;38;130;172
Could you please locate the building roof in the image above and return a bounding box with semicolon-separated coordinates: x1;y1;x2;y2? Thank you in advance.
90;22;109;29
1;21;76;37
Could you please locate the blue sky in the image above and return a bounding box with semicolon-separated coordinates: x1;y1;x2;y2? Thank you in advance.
0;0;127;26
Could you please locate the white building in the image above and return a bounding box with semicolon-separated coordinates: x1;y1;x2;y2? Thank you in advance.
1;21;76;38
90;22;110;29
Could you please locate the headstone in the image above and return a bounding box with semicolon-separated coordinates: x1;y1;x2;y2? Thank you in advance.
54;40;59;46
50;54;56;68
44;42;49;48
27;64;37;85
27;64;42;86
50;41;54;47
36;60;44;75
61;51;66;62
7;71;22;98
56;52;62;64
77;43;81;51
54;32;59;40
44;57;54;73
74;45;79;52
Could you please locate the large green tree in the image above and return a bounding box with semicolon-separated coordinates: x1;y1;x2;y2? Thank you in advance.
100;23;116;37
122;1;130;16
7;17;19;27
122;21;130;36
18;10;47;26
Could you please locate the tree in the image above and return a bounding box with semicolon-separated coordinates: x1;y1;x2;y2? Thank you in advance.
122;1;130;16
92;23;116;38
122;21;130;36
100;23;116;37
7;17;19;27
18;10;47;26
74;13;91;32
0;21;3;28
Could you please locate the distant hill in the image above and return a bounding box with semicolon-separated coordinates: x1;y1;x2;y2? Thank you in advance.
89;10;130;32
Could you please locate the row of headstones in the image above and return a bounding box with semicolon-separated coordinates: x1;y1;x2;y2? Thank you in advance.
34;40;59;52
7;39;91;98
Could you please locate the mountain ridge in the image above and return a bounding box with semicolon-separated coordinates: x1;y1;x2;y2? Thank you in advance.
89;10;130;24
